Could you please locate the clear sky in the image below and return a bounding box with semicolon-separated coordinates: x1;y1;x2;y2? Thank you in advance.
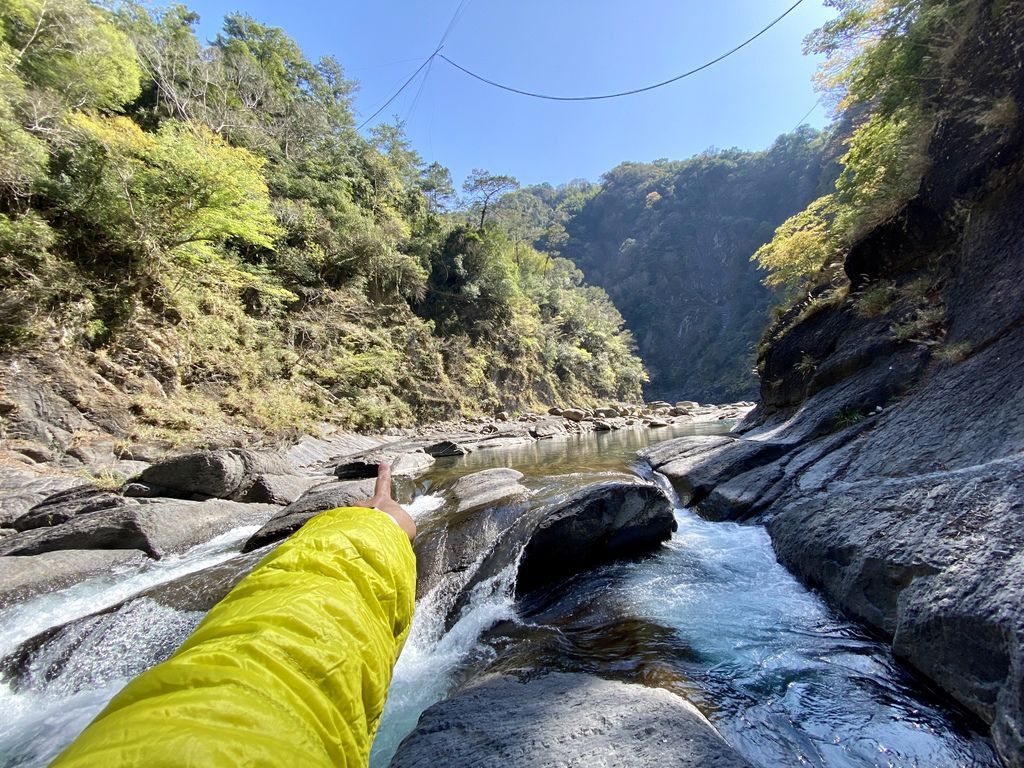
184;0;838;188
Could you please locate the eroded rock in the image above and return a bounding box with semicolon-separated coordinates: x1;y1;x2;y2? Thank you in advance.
516;480;674;596
391;673;752;768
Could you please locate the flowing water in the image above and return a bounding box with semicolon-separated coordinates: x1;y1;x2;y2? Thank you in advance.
0;423;1000;767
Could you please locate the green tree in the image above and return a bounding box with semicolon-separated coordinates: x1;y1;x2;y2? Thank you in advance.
462;168;518;230
63;114;280;263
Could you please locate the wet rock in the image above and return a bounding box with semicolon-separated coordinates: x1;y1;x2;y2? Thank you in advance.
415;469;529;597
768;456;1024;760
391;672;752;768
241;478;377;552
449;469;528;515
516;480;674;596
11;485;130;532
639;435;789;510
645;418;669;428
139;548;267;612
0;549;147;608
0;499;278;559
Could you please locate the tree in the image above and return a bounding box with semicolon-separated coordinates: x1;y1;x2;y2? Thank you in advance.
64;114;280;263
462;168;518;230
420;161;455;214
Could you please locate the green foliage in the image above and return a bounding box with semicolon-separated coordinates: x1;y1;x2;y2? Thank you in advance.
753;195;843;291
463;169;519;230
62;114;281;263
752;1;969;292
0;1;645;436
2;0;143;111
536;128;832;402
833;408;864;429
856;280;897;316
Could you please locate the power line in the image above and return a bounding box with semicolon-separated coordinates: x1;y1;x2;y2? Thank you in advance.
357;52;438;131
437;0;807;102
356;0;472;131
792;97;823;132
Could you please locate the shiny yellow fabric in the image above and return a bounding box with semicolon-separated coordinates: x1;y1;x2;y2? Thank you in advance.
51;506;416;768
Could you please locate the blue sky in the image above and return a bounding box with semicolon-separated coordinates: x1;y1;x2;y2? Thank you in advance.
185;1;837;188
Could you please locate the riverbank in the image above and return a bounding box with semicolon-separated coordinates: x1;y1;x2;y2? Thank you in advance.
0;398;752;605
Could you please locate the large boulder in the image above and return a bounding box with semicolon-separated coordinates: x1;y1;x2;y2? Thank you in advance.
0;549;148;608
137;449;300;503
391;673;752;768
0;468;83;526
515;480;674;596
415;469;528;597
241;478;377;552
0;499;278;559
10;485;128;531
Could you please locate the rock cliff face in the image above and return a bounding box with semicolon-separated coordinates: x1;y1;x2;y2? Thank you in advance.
638;4;1024;765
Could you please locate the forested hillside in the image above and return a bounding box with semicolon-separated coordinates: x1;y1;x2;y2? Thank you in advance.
508;131;834;403
0;0;645;438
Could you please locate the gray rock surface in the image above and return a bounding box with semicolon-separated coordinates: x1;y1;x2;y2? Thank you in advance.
415;469;529;598
241;478;376;552
391;673;752;768
769;456;1024;764
516;480;674;596
0;499;278;559
448;469;528;515
332;449;434;479
639;435;788;512
0;468;83;526
137;448;299;502
0;549;147;607
11;486;128;531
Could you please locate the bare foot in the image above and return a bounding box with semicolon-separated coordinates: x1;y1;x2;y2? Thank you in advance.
356;462;416;543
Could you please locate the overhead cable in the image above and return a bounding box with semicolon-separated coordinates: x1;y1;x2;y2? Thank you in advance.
437;0;807;102
357;0;472;131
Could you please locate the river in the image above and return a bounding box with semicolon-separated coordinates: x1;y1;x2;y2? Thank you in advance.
0;423;1000;767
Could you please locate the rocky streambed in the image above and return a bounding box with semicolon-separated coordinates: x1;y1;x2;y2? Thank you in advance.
0;407;1006;768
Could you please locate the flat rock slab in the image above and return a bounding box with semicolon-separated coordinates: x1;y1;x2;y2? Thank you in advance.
391;672;752;768
448;468;528;515
285;432;391;468
639;435;788;510
0;549;147;608
241;478;376;553
516;480;674;597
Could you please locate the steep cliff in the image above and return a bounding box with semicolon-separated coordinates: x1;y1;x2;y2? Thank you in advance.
641;2;1024;764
